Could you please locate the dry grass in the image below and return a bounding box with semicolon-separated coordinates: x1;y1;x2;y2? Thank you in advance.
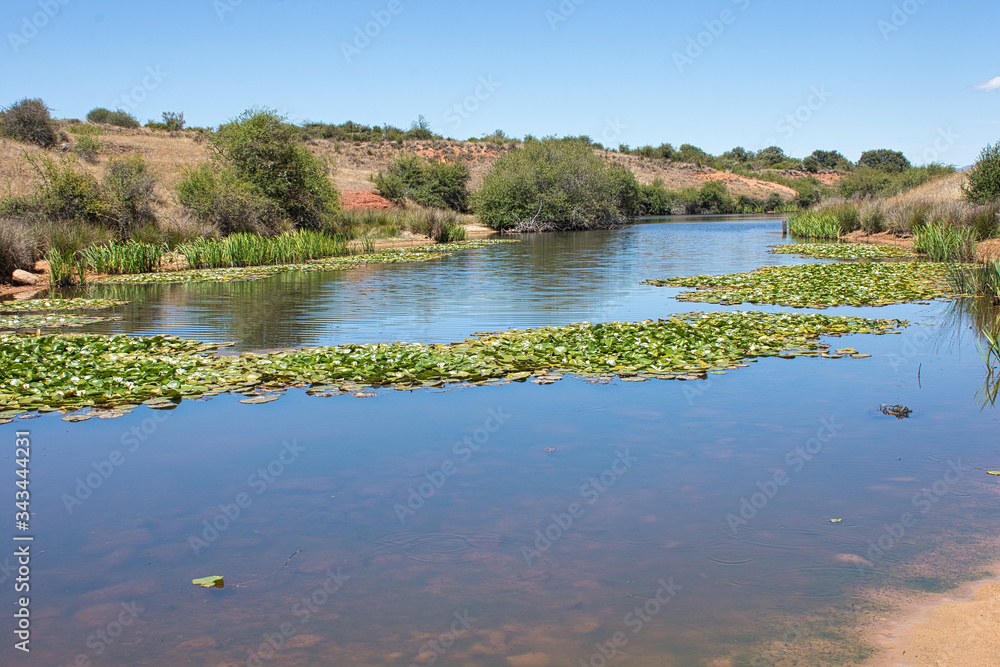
887;171;969;206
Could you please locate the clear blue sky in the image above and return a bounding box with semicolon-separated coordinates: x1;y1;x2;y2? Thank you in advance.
2;0;997;166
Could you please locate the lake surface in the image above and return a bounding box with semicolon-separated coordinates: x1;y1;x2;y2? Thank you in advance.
7;216;1000;666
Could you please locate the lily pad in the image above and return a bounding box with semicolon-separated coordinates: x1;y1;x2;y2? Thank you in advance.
770;243;916;260
239;395;281;405
192;576;224;588
644;262;949;309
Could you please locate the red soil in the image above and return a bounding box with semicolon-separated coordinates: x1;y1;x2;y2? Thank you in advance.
340;190;393;211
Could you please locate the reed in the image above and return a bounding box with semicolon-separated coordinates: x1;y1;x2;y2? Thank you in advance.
83;240;165;275
178;230;350;269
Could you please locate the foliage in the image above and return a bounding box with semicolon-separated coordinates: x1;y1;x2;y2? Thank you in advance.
0;298;127;313
474;137;641;231
176;162;285;235
769;242;915;259
857;149;912;173
177;230;351;269
808;150;853;171
26;154;108;223
787;212;843;239
209;108;339;229
0;98;58;148
913;222;976;261
838;163;954;199
646;261;949;308
0;311;906;412
300;119;443;143
963;141;1000;204
102;153;157;235
162;111;185;131
86;108;141;129
371;155;471;211
82;240;165;274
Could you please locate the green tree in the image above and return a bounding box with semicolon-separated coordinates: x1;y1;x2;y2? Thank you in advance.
0;98;58;148
963;141;1000;204
857;149;911;173
809;149;852;171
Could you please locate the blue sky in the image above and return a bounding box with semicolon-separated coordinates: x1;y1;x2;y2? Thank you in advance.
2;0;997;166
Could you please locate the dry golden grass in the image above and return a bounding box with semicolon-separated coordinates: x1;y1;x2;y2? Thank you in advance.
887;170;968;206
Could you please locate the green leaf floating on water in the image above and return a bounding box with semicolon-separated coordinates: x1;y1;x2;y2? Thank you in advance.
0;298;128;313
192;576;224;588
0;311;907;414
644;261;949;308
769;243;916;260
987;471;1000;476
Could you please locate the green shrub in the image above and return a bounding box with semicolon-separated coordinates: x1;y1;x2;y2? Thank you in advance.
474;137;641;231
0;98;58;148
860;204;886;234
638;180;676;215
27;154;109;222
209;108;339;229
0;217;40;280
72;133;102;163
162;111;185;131
86;108;141;129
964;141;1000;204
696;181;735;213
101;153;157;235
176;162;284;235
371;155;470;211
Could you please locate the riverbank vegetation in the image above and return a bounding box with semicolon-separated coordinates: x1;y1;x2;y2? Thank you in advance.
0;311;906;416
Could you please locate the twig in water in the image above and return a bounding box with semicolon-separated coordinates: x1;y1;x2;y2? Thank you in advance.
234;549;304;588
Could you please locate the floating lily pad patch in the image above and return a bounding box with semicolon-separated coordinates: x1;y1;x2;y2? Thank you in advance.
0;311;906;414
644;262;949;308
0;298;128;313
769;243;916;260
0;314;122;332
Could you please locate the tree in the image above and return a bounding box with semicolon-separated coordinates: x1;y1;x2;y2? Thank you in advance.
755;146;787;168
963;141;1000;204
857;149;911;173
802;156;821;173
723;146;752;163
808;149;852;171
162;111;185;131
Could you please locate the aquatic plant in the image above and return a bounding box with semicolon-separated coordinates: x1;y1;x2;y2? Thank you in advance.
83;240;165;274
0;311;906;415
0;313;121;331
769;243;915;259
0;298;127;312
786;212;843;240
913;222;976;262
177;230;350;269
645;262;950;308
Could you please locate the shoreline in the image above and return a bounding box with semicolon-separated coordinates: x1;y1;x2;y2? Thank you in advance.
863;563;1000;666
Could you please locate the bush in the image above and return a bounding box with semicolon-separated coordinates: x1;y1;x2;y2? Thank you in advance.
964;141;1000;204
162;111;185;131
638;180;676;215
71;125;102;162
371;155;471;211
0;98;58;148
27;154;108;222
209;108;339;229
913;222;975;262
696;181;734;213
176;162;284;235
474;137;641;231
102;153;157;235
0;217;40;280
86;108;141;129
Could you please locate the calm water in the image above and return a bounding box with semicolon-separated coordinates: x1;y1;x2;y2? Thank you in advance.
6;217;1000;666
